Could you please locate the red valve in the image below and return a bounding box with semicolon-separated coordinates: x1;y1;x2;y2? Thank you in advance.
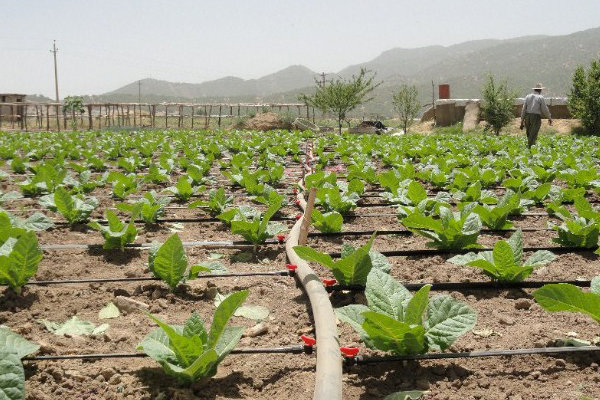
301;335;316;347
340;347;359;358
295;199;301;206
276;235;285;243
286;264;297;273
292;188;298;194
295;214;302;220
322;279;337;287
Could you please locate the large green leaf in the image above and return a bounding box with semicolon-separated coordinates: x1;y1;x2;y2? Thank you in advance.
365;268;411;320
523;250;556;267
362;312;427;355
150;234;187;290
0;352;24;400
533;283;600;323
403;285;431;326
335;305;370;340
147;314;204;367
0;326;39;359
591;276;600;296
40;316;108;337
383;391;426;400
54;186;74;222
293;246;335;268
0;232;42;291
207;290;248;349
424;295;477;351
492;241;515;270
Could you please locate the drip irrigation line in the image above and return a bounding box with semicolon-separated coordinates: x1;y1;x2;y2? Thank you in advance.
326;279;591;293
308;227;552;238
49;214;297;226
343;346;600;365
328;245;598;258
23;345;309;361
7;270;292;286
41;239;284;251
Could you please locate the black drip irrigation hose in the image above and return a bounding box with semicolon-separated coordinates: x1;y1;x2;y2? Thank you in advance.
5;270;293;287
329;245;599;258
325;279;591;293
308;227;553;238
343;346;600;366
41;239;286;251
23;345;311;361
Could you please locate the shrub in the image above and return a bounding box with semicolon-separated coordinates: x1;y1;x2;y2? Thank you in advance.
568;60;600;135
480;75;515;135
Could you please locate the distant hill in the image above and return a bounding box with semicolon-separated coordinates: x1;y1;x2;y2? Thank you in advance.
97;27;600;117
109;65;318;99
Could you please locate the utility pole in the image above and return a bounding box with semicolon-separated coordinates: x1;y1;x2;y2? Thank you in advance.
50;40;59;102
138;80;141;103
320;72;326;87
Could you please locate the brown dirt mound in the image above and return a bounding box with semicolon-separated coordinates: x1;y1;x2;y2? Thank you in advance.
244;112;292;131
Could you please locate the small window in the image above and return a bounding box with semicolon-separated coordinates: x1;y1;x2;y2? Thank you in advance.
16;98;22;102
1;96;5;102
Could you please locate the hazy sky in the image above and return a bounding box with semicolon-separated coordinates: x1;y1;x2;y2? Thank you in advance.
2;0;599;98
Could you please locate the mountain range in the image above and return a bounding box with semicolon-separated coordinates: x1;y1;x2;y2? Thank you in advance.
87;27;600;116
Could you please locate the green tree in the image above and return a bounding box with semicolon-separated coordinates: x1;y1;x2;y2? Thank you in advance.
392;84;420;133
568;60;600;135
299;68;380;134
480;75;515;135
63;96;85;131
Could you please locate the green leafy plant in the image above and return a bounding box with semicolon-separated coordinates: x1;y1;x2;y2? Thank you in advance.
548;196;600;251
117;191;170;224
471;203;514;230
137;290;249;383
165;176;204;203
230;197;287;245
107;172;139;199
50;186;98;225
0;325;40;400
316;186;359;215
88;210;137;250
448;230;556;282
401;206;482;250
533;276;600;323
311;209;343;233
189;187;233;216
336;268;476;355
148;233;215;290
293;233;390;286
0;231;43;294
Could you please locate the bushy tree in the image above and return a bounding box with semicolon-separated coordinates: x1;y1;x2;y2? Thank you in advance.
299;68;380;134
480;75;515;135
63;96;85;131
392;84;420;133
568;60;600;135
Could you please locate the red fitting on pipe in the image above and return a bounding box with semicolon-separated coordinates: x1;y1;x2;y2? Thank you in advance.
295;199;301;206
295;214;302;220
286;264;297;274
292;188;298;194
276;235;285;243
340;347;359;358
301;335;316;347
322;279;337;287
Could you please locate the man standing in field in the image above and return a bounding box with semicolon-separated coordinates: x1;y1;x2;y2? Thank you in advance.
520;83;553;148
